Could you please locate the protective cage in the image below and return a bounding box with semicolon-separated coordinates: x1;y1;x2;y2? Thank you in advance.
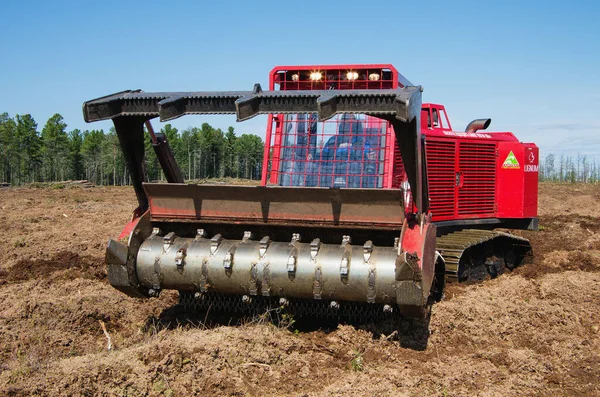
270;113;391;189
265;65;409;190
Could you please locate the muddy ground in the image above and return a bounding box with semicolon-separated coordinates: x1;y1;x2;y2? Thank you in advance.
0;183;599;396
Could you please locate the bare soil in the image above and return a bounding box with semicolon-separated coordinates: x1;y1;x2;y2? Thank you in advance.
0;183;599;396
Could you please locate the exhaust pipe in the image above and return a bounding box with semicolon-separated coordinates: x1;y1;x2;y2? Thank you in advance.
465;118;491;133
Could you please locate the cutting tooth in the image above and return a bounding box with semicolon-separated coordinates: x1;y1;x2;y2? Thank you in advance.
210;234;223;255
310;238;321;261
259;236;271;258
242;231;253;242
363;240;374;263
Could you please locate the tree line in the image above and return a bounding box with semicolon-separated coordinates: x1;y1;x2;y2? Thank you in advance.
0;112;264;186
538;153;600;183
1;111;597;186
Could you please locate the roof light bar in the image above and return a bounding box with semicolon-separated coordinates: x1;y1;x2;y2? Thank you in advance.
346;71;359;80
309;71;322;81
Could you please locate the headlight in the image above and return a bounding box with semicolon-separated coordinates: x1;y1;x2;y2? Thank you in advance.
309;71;322;81
346;71;359;80
291;73;299;82
368;73;380;81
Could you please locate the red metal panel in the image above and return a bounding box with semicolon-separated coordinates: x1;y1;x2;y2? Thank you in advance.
457;141;497;216
425;138;498;221
425;139;457;220
144;183;405;229
496;142;525;218
262;114;275;185
385;124;395;188
268;116;284;185
523;144;539;217
494;142;538;219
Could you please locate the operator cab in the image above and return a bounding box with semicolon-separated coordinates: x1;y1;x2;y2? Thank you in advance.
266;65;406;189
421;104;452;131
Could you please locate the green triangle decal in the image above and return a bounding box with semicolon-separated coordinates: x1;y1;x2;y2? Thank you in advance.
502;151;520;168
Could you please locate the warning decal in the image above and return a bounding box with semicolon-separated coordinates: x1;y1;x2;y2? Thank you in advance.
502;151;520;169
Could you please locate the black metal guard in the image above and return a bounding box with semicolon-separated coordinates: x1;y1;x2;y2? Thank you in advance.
82;85;426;216
83;85;421;123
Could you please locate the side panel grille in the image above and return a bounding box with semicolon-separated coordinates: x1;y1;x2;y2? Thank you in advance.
425;139;456;219
458;142;496;216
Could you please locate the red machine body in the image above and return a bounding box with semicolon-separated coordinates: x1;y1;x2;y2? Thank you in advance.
263;64;538;229
422;104;538;224
84;63;537;319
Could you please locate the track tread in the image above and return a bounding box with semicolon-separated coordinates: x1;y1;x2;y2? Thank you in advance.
436;229;532;282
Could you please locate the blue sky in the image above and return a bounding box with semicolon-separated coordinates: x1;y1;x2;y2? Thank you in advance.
1;0;599;162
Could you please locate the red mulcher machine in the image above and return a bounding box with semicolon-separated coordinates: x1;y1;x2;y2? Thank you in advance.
83;64;537;320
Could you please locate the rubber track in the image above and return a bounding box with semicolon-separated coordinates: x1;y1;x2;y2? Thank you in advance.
436;229;531;281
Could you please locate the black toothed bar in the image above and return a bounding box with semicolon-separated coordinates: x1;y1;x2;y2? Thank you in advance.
83;85;423;123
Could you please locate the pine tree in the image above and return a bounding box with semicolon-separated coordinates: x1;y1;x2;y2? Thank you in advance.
0;113;17;183
41;113;69;181
235;134;264;179
15;114;42;183
82;129;105;184
224;126;237;177
198;123;226;178
69;129;84;180
544;154;555;181
181;127;199;179
102;128;123;186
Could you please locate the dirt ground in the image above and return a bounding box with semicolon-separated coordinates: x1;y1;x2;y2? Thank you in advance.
0;183;599;396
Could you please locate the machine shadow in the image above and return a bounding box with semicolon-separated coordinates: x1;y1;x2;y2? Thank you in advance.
144;302;432;351
293;313;431;351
